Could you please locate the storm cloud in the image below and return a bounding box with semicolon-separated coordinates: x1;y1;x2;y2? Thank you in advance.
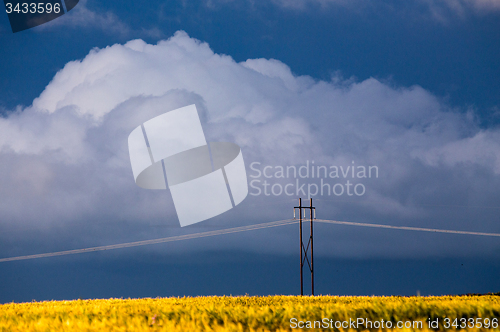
0;31;499;259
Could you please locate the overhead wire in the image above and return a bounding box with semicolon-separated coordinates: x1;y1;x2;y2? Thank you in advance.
0;219;297;263
315;219;500;237
1;217;500;263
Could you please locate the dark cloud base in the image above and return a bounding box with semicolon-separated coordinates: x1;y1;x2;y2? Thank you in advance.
1;251;498;303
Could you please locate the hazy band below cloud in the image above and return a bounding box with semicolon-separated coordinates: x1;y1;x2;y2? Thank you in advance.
2;217;499;263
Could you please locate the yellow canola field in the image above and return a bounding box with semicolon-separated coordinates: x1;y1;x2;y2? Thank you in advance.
1;295;499;331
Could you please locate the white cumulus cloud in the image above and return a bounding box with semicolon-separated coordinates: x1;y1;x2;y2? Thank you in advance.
1;31;499;258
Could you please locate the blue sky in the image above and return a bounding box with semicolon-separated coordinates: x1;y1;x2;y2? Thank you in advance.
1;0;500;302
2;0;500;112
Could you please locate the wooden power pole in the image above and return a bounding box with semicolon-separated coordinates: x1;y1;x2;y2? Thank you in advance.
294;198;315;295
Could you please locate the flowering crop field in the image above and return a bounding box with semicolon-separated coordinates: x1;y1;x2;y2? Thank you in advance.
1;294;499;331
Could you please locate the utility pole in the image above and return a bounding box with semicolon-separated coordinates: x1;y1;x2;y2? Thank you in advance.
294;198;315;296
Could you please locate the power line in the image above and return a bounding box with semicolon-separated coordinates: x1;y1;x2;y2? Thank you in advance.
0;219;298;263
1;217;499;263
315;219;500;237
312;198;500;210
